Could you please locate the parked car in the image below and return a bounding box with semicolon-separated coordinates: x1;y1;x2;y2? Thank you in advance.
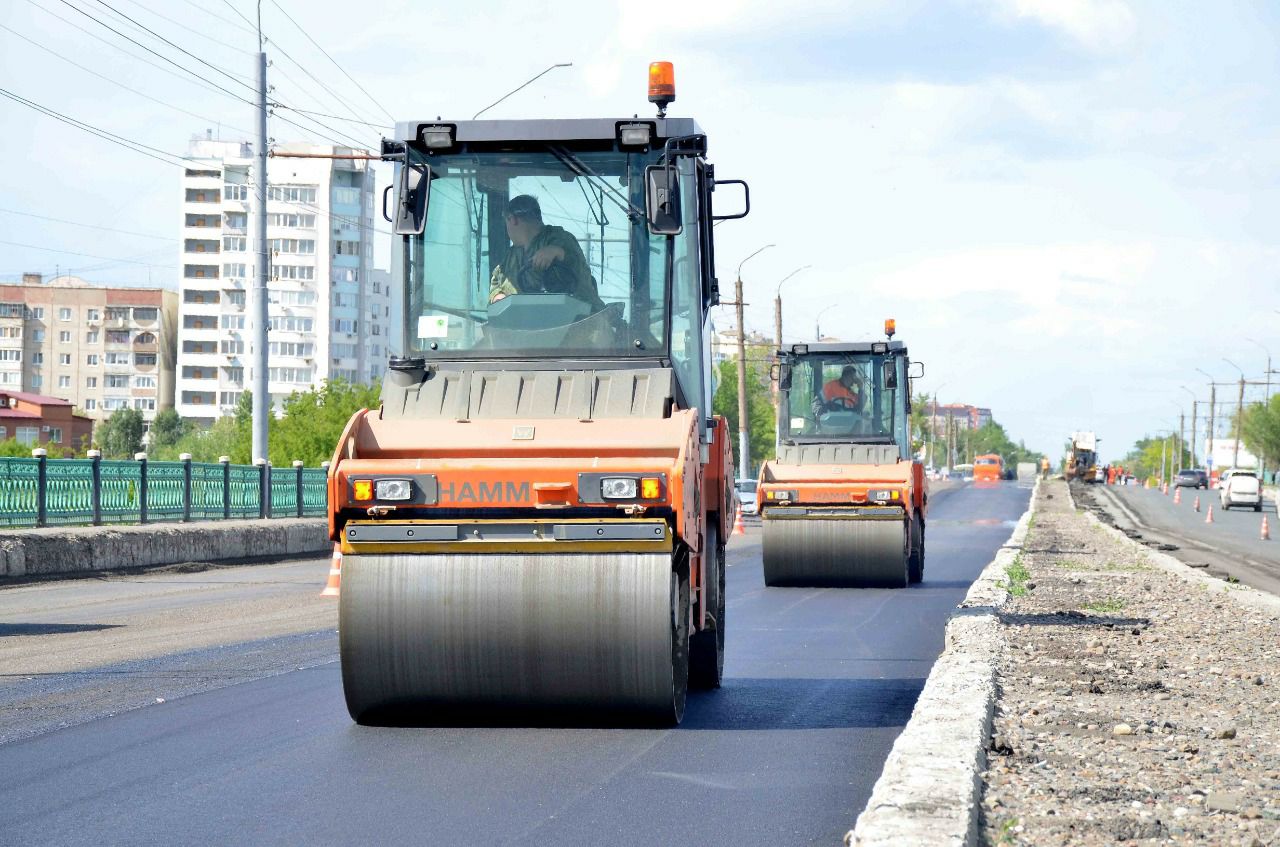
735;478;758;515
1175;468;1208;489
1219;470;1262;511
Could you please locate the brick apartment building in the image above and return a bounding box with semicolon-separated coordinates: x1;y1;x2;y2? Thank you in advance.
0;390;94;449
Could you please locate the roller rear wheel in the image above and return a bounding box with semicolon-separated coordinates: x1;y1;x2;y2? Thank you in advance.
689;521;725;689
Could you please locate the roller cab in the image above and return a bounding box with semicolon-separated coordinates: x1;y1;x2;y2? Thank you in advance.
759;338;927;587
329;79;747;726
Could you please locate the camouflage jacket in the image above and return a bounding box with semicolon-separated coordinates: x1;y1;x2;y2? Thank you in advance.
489;225;603;309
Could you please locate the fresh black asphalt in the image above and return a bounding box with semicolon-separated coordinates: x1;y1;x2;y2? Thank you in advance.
0;481;1031;847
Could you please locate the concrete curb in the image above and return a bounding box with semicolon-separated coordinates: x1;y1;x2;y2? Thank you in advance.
847;479;1039;846
1074;486;1280;616
0;519;330;578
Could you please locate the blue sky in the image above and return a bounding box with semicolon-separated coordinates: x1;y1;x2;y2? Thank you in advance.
2;0;1278;460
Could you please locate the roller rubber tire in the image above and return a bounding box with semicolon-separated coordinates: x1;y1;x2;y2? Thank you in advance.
908;515;925;584
689;521;725;689
761;516;909;588
339;551;689;726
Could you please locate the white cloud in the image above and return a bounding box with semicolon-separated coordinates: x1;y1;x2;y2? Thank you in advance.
983;0;1137;49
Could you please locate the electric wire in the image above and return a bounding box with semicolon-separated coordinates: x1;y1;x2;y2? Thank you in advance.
0;22;255;138
114;0;255;56
266;38;385;129
0;238;177;267
33;0;373;150
80;0;257;93
265;0;395;121
0;86;190;168
23;0;253;105
0;207;174;242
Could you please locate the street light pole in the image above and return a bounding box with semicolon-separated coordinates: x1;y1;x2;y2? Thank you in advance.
1195;367;1217;475
1179;386;1198;468
1224;358;1245;469
814;303;838;341
732;244;775;481
1246;338;1271;483
772;265;811;409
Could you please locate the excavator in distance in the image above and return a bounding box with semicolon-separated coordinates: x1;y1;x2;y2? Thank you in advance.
758;321;927;587
326;63;747;726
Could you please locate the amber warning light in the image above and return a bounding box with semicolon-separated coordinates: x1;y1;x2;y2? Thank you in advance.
885;318;896;339
648;62;675;116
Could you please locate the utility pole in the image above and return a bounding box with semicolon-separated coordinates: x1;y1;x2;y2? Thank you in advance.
1233;374;1245;469
1178;412;1184;475
251;5;269;464
731;244;774;480
1224;358;1245;469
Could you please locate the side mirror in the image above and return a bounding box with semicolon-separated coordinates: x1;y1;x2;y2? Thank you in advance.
883;360;899;390
645;165;682;235
393;161;432;236
778;363;792;391
909;360;925;379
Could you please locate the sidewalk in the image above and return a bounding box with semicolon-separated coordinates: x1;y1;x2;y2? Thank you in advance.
979;479;1280;845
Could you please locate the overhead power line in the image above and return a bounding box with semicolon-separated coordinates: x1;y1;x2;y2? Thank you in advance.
266;0;395;121
0;86;189;168
0;207;174;242
0;238;177;267
83;0;257;93
0;22;254;138
267;41;384;129
114;0;255;56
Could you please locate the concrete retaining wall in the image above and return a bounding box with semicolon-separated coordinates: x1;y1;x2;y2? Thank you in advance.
847;479;1037;846
0;519;330;578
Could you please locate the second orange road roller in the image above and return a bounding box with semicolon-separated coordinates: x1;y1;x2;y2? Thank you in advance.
758;322;927;587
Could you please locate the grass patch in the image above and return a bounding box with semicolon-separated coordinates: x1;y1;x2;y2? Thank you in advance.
999;553;1032;596
996;817;1020;844
1082;598;1126;613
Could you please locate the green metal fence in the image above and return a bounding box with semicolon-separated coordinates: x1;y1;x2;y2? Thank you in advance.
0;453;328;529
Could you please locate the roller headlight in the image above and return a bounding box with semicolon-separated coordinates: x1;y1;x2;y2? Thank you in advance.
601;477;638;499
868;489;901;503
374;478;412;501
763;489;797;502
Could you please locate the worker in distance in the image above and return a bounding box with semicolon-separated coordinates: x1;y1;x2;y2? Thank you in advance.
488;194;604;310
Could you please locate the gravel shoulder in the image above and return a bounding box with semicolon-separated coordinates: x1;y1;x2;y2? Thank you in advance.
980;479;1280;846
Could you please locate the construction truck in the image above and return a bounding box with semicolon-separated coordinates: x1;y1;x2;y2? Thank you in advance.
326;63;747;726
1067;431;1099;483
757;322;927;587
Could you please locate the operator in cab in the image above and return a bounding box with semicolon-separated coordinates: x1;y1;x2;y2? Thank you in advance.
488;195;604;310
820;365;865;412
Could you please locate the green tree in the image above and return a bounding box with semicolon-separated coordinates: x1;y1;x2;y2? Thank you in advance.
712;358;776;476
96;408;145;458
1120;434;1189;481
1241;395;1280;481
269;379;381;467
148;408;190;453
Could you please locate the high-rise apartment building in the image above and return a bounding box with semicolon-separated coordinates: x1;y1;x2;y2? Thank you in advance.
0;274;178;432
176;136;390;425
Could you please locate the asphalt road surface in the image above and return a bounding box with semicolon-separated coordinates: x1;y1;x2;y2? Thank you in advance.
0;481;1031;847
1080;482;1279;596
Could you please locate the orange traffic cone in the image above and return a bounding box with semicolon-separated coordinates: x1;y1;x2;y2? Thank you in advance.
1162;482;1169;495
732;505;746;537
1262;515;1271;541
1193;495;1201;513
321;544;342;597
1205;505;1214;524
1173;487;1181;505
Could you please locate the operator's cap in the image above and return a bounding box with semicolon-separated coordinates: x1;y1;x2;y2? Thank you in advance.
506;194;542;220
